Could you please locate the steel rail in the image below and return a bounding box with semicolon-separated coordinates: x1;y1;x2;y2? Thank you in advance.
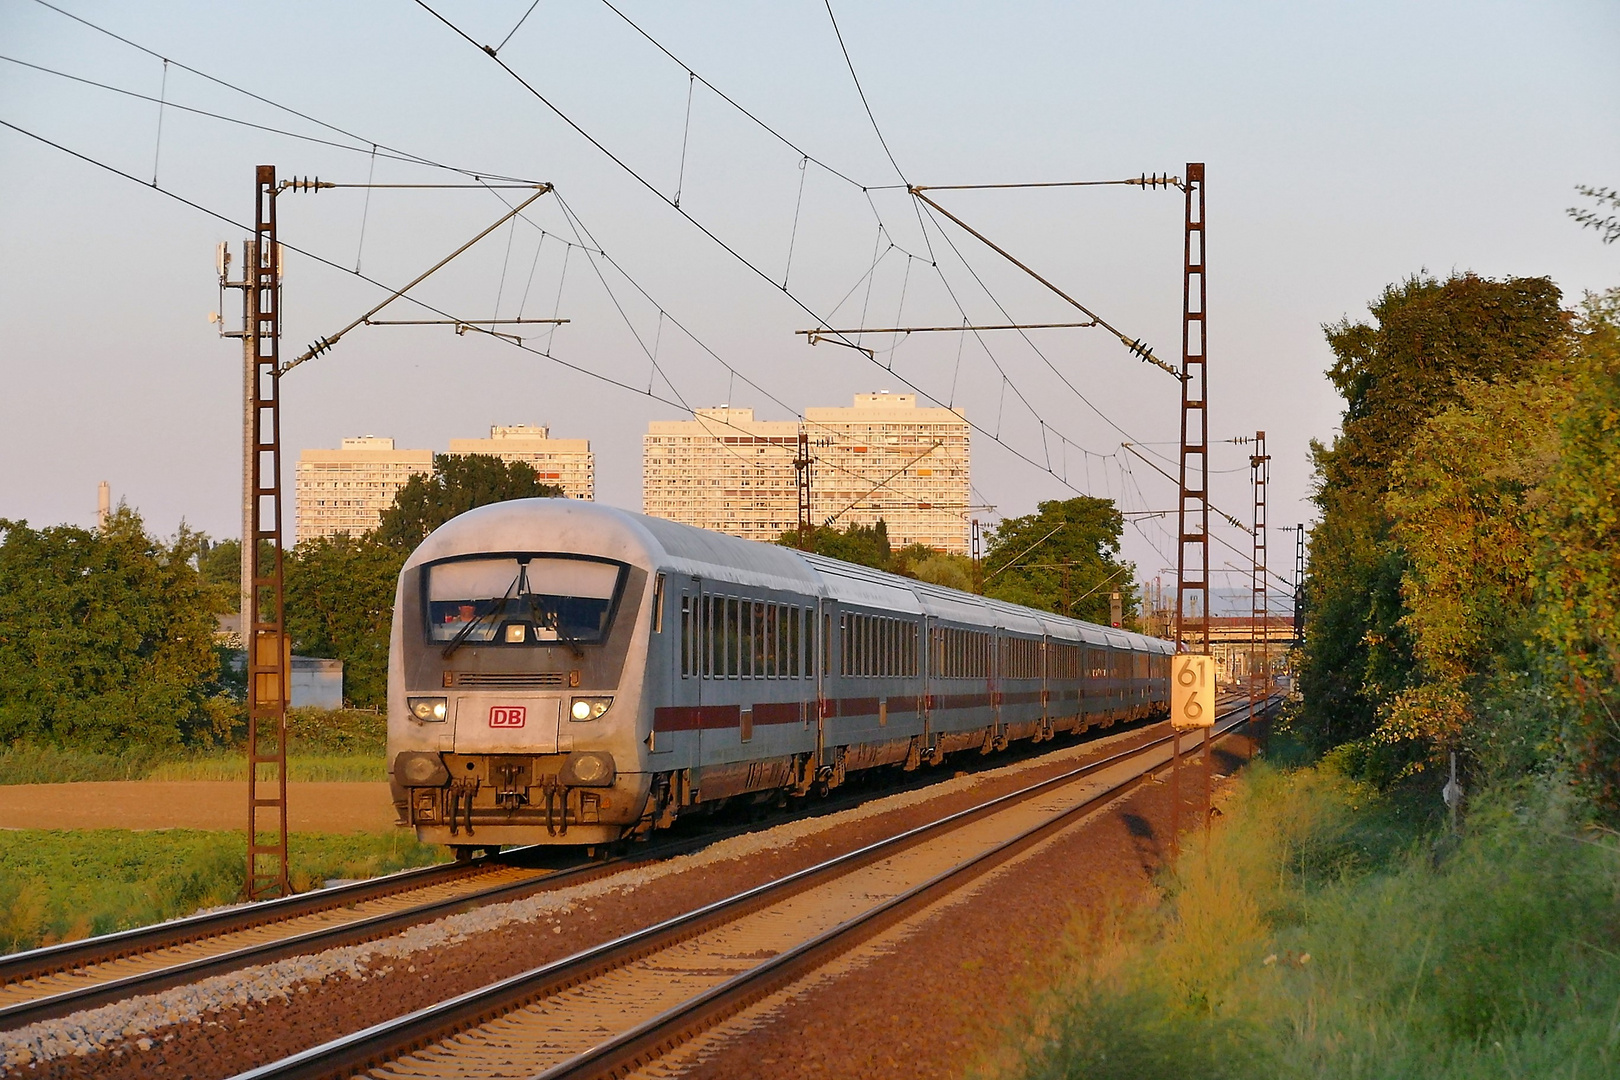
548;697;1277;1080
0;852;522;989
232;695;1279;1080
0;855;602;1031
0;725;1111;1031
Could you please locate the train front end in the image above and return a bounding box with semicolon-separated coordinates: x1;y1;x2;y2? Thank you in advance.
386;500;657;851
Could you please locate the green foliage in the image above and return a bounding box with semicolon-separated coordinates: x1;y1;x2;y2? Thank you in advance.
198;537;241;610
992;765;1620;1080
0;829;443;952
0;509;235;754
141;753;385;782
1378;373;1571;762
892;543;976;591
0;743;161;784
1534;292;1620;808
0;708;384;782
284;534;402;709
776;519;894;571
284;706;386;753
1299;273;1573;759
1568;184;1620;245
983;497;1135;625
375;453;563;552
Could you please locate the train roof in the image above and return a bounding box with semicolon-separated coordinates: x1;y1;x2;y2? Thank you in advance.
405;499;1173;653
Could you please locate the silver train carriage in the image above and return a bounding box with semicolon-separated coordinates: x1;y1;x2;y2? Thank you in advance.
387;500;1174;850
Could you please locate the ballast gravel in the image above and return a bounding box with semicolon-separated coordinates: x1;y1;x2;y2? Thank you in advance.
1;720;1169;1079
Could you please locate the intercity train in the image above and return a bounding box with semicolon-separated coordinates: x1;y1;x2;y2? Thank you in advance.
386;500;1174;853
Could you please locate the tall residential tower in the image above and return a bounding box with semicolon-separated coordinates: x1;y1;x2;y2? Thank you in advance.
642;392;970;553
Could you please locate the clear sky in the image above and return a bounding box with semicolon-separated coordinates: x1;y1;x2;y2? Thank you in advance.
2;0;1616;602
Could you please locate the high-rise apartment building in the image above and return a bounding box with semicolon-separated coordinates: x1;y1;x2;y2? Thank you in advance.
447;424;594;501
294;437;432;542
642;392;971;553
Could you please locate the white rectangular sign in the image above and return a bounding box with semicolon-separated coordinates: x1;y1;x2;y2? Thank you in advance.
1171;654;1215;729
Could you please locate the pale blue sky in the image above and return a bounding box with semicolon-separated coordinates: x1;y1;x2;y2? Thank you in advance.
2;0;1616;597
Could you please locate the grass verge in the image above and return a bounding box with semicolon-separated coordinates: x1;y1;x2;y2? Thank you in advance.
0;830;443;953
0;708;388;784
983;760;1620;1079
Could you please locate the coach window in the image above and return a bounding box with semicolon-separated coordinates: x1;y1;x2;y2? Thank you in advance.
751;601;765;677
765;602;776;677
680;596;691;677
702;596;715;678
777;605;790;677
823;612;832;676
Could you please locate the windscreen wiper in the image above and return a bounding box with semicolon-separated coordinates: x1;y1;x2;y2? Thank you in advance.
524;594;585;659
442;571;522;659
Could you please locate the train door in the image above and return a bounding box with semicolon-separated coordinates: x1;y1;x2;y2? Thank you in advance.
656;578;701;763
920;614;934;756
814;598;830;772
989;630;1001;747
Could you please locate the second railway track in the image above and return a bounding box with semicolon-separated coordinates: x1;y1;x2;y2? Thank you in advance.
0;706;1202;1033
237;695;1275;1080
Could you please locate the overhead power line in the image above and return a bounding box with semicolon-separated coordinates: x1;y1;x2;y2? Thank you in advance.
33;0;1174;510
410;0;1143;505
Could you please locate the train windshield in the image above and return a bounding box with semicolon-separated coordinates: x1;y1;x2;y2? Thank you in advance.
424;555;626;646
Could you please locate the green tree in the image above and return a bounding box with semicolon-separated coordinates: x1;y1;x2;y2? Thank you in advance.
775;520;893;571
891;543;977;592
284;533;401;710
1379;370;1570;770
1299;273;1572;756
198;537;241;610
375;454;563;552
982;497;1135;625
0;509;234;753
1533;291;1620;808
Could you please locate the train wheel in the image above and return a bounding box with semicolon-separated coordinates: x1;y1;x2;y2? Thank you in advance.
452;845;477;862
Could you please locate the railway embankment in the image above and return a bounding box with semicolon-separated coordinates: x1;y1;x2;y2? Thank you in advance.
977;755;1620;1080
627;727;1263;1080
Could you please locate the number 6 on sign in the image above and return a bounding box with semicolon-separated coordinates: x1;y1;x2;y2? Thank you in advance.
1171;654;1215;729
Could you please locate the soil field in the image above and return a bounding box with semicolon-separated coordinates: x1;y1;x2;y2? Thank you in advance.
0;782;397;833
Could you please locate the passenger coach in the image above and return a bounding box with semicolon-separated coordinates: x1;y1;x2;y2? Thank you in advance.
387;500;1173;853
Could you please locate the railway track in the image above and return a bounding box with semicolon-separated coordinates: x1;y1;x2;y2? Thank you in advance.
0;708;1193;1033
235;695;1277;1080
0;848;604;1031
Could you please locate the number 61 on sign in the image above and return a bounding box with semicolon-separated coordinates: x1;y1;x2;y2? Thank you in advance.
1171;654;1214;729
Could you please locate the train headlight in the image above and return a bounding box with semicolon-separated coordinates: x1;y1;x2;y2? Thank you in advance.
569;696;612;722
409;696;449;722
395;751;449;787
559;751;616;787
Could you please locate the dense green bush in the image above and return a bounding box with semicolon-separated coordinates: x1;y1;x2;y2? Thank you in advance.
0;509;234;754
995;765;1620;1080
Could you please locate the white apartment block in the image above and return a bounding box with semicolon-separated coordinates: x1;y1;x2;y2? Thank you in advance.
447;425;594;502
294;437;432;543
643;392;971;554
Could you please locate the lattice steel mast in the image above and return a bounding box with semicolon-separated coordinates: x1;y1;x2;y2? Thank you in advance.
1250;430;1270;715
1174;163;1209;655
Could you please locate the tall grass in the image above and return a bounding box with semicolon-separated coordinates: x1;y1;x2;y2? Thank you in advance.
990;763;1620;1079
142;754;386;782
0;829;443;953
0;707;388;784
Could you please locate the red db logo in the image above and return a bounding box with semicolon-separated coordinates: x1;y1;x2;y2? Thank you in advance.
489;706;527;728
